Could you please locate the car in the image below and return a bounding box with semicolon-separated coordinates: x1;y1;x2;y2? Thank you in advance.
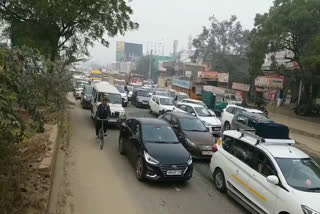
231;111;273;131
149;95;175;115
91;81;126;125
173;103;222;137
173;92;189;105
127;86;133;101
159;112;216;159
179;98;208;108
80;85;93;109
131;89;151;108
221;104;263;131
115;85;128;107
152;90;169;97
210;128;320;214
141;86;153;96
73;80;89;99
224;93;242;105
118;118;193;182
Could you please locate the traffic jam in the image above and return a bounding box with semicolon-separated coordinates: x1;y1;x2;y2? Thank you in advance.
73;72;320;214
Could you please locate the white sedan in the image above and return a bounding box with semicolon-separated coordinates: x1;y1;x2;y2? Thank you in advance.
149;95;175;115
173;103;222;136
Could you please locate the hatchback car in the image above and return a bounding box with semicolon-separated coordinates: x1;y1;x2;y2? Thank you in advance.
131;89;151;108
160;112;216;159
173;103;222;136
119;118;193;182
149;95;175;115
210;129;320;214
80;85;93;109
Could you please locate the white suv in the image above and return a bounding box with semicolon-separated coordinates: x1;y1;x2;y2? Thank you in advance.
149;95;175;115
221;105;263;130
210;130;320;214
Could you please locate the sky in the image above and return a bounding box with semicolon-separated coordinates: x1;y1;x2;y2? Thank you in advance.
88;0;274;65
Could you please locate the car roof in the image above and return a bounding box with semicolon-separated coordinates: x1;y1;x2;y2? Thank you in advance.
226;104;263;114
178;102;204;108
181;99;203;103
135;118;170;125
94;81;120;94
177;92;188;95
156;95;171;99
223;130;309;159
169;112;198;119
236;111;271;122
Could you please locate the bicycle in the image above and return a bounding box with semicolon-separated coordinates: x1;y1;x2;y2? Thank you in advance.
97;118;109;150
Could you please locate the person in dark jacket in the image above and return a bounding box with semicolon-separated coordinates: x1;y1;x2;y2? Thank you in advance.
96;98;111;138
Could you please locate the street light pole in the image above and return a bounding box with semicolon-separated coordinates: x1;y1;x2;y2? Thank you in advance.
148;49;153;80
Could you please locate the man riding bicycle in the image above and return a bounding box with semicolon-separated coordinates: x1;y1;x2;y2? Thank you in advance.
96;98;111;138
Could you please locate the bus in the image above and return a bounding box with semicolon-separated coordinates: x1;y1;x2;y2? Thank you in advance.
90;69;102;81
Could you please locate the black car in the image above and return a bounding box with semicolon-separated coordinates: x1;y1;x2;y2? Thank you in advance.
231;111;272;131
81;85;93;109
131;89;151;108
159;112;216;159
119;118;193;182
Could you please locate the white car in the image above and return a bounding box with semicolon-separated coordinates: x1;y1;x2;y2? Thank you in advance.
149;95;175;115
210;129;320;214
173;103;222;136
179;98;208;108
221;105;263;130
115;85;128;107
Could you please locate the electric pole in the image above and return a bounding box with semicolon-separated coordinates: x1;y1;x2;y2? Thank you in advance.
148;50;153;80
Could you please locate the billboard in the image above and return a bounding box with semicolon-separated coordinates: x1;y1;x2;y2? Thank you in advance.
232;82;250;92
116;41;143;63
172;79;192;89
255;76;284;89
198;71;218;80
218;73;229;83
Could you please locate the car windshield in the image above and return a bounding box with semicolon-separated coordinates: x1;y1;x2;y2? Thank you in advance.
137;90;150;97
76;81;88;88
116;86;125;93
178;94;189;101
142;125;179;143
179;118;207;132
99;93;122;104
160;98;173;106
194;107;212;117
90;73;102;79
276;158;320;192
84;87;93;95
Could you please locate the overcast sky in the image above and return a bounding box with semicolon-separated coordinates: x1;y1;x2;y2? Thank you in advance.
88;0;274;65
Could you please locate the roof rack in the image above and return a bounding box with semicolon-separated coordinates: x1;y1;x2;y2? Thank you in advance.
237;129;295;146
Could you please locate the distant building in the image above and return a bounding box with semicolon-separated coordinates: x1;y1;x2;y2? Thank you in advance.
116;41;143;63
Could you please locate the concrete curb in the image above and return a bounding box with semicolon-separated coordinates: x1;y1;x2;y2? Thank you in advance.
289;127;320;140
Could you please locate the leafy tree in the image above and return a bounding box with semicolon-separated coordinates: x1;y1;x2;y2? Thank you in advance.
0;0;138;60
248;0;320;103
193;15;250;83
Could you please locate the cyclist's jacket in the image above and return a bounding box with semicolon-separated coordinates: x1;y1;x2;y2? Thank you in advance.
97;104;111;119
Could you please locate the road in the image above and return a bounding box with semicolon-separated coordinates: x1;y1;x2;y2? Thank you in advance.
50;100;247;214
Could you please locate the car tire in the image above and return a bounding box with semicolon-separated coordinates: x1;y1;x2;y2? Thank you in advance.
214;168;226;192
119;136;125;155
224;122;231;130
136;157;146;181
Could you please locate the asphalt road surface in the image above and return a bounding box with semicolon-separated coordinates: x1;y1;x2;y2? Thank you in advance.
54;100;247;214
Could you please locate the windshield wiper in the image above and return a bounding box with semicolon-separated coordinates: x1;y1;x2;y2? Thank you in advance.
307;187;320;192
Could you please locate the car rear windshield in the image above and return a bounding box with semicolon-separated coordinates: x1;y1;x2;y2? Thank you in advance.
276;158;320;192
160;98;173;106
194;107;211;117
179;118;207;132
137;90;150;97
142;125;179;143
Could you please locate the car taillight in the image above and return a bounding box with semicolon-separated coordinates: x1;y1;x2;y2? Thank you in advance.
212;144;218;153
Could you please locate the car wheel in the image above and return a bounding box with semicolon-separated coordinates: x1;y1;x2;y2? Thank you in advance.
214;168;226;192
119;136;125;155
224;122;231;130
136;157;146;181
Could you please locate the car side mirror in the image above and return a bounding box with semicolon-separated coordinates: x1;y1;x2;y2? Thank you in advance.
156;101;159;105
191;113;196;116
266;175;279;185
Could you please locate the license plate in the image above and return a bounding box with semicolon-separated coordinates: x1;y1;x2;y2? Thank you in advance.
167;170;182;176
202;151;213;156
213;127;221;131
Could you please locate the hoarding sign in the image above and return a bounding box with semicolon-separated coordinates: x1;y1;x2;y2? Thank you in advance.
185;71;192;78
232;82;250;92
198;71;218;79
255;76;284;89
172;79;192;89
218;73;229;83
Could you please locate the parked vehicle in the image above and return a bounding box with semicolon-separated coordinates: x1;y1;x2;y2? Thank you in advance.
74;80;89;99
80;85;93;109
119;118;193;181
221;104;263;131
149;95;175;115
131;89;151;108
159;112;216;159
115;85;128;107
231;111;273;131
91;81;126;125
210;129;320;214
173;103;222;136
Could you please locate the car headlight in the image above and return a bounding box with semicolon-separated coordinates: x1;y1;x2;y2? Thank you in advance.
203;121;212;126
144;151;159;165
302;205;320;214
187;156;192;165
186;138;197;147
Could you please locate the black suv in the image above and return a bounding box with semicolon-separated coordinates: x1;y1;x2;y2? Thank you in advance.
231;111;272;131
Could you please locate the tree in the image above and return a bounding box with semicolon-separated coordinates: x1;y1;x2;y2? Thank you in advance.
0;0;138;60
193;15;250;83
248;0;320;103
